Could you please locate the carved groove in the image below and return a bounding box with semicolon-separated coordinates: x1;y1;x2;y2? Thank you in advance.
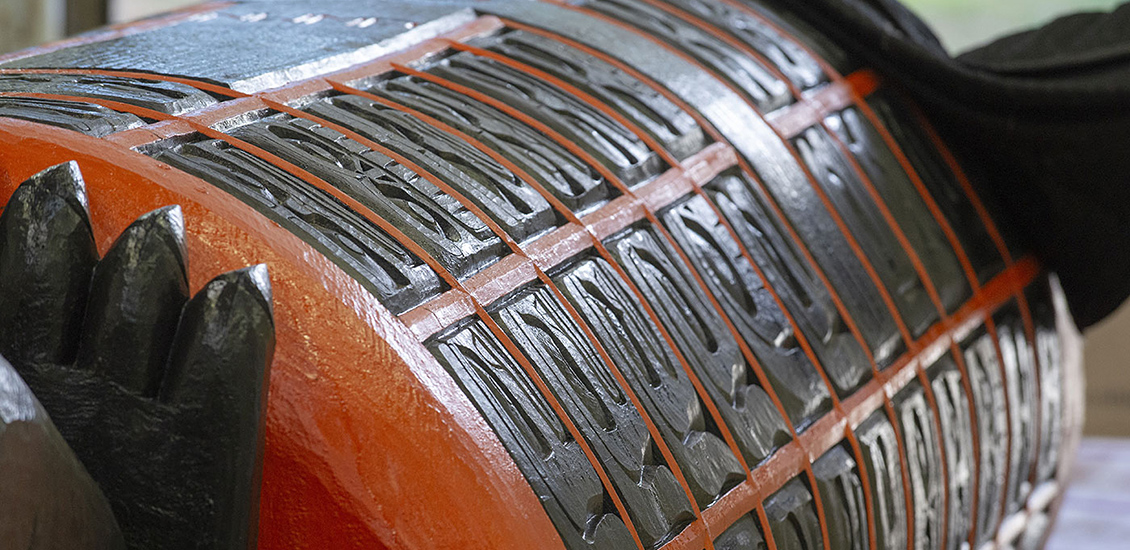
866;90;1005;285
0;96;144;137
0;73;218;115
153;137;445;314
894;382;945;550
553;256;746;509
429;319;635;550
962;329;1009;546
363;73;618;215
857;409;908;550
793;124;938;337
706;172;871;397
604;223;791;467
424;50;667;186
994;303;1039;514
585;0;791;112
826;107;971;314
813;444;870;550
660;194;832;430
227;113;507;280
491;285;695;549
469;29;708;161
927;354;977;550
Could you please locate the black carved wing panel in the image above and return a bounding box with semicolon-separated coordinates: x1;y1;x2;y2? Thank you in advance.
425;51;667;186
1027;280;1065;484
994;303;1040;514
0;97;144;137
813;444;870;550
713;513;767;550
152;138;445;314
552;256;746;509
893;381;945;550
365;74;618;215
0;73;217;115
865;90;1005;285
793;124;938;337
763;476;824;550
585;0;792;112
962;328;1009;546
227;113;506;280
857;409;908;550
469;29;708;161
706;172;871;395
604;223;791;466
428;319;636;550
661;194;832;430
657;0;828;91
826;107;971;314
301;94;559;242
926;354;976;550
491;285;694;549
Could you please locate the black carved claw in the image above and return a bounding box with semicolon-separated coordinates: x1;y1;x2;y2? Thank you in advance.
0;162;275;550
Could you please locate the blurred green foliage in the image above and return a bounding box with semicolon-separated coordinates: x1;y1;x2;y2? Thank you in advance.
902;0;1125;52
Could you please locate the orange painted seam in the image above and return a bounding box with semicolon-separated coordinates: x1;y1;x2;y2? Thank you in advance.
818;119;949;318
844;69;982;291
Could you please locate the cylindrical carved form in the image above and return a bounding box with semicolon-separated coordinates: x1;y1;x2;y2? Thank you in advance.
0;1;1084;549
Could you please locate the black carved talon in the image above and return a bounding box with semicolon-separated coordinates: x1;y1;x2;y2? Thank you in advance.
0;162;275;550
77;205;190;395
0;160;99;365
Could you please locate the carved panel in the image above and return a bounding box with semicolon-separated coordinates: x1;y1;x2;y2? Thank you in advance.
1026;279;1064;483
425;51;667;185
713;513;767;550
926;354;976;550
152;138;444;315
302;95;558;242
491;285;695;548
0;73;217;115
604;223;791;466
706;172;871;395
763;476;824;550
865;90;1004;285
813;444;870;550
994;303;1039;513
0;96;143;137
658;0;828;91
793;124;937;337
428;319;636;550
469;29;707;161
661;194;831;430
961;328;1009;545
856;409;908;550
227;113;506;280
894;381;945;550
365;74;617;215
826;107;971;313
585;0;791;112
553;256;745;508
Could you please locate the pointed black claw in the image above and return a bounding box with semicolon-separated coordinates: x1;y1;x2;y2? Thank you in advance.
159;264;274;548
0;161;98;365
76;205;190;396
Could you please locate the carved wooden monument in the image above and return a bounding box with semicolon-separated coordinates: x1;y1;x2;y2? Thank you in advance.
0;1;1083;549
